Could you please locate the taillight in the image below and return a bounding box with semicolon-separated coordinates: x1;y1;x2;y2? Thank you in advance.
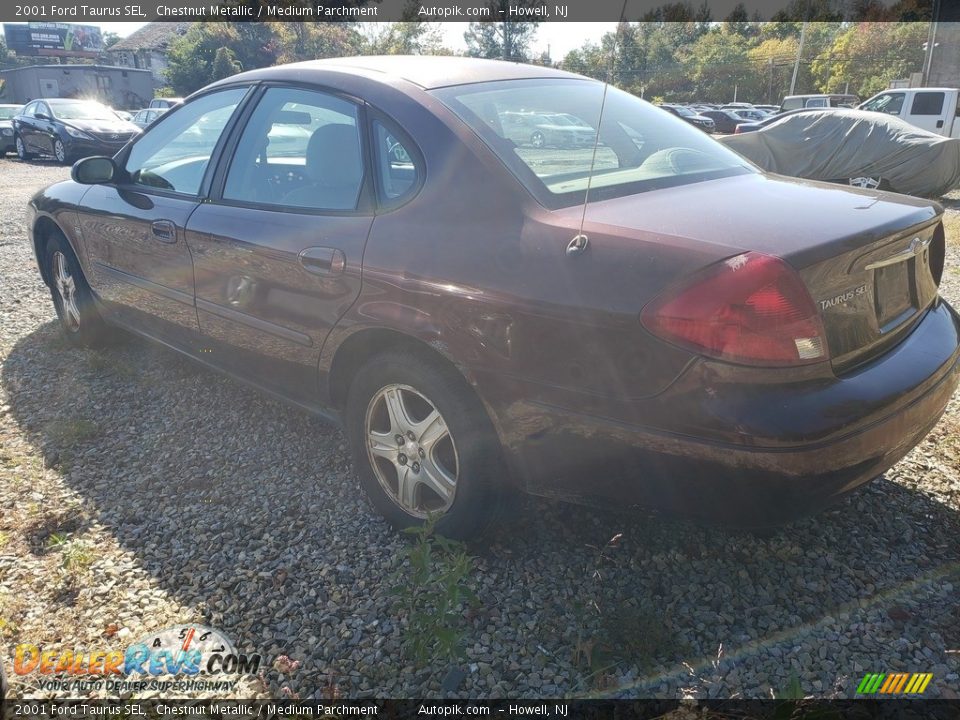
641;252;828;366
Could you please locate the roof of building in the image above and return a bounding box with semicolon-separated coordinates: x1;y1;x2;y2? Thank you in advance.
0;64;152;75
109;22;191;52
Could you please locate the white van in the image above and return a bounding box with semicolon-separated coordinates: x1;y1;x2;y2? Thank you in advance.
858;88;960;137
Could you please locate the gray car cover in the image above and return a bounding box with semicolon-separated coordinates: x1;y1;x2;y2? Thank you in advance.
718;109;960;198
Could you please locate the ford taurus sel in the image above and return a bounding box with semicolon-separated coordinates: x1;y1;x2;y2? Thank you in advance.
27;57;960;538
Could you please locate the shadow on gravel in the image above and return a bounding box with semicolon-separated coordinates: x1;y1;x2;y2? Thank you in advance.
4;320;960;698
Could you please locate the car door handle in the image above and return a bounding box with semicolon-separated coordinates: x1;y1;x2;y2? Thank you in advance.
298;247;345;276
151;220;177;243
937;119;944;128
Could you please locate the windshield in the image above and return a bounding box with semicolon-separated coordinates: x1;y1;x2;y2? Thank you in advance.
50;101;117;120
0;107;19;120
434;79;753;209
673;106;695;117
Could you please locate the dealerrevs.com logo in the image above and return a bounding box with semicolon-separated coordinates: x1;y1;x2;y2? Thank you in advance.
13;625;262;694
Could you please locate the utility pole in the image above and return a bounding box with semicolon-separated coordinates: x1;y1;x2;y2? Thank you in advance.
922;0;941;85
790;21;807;96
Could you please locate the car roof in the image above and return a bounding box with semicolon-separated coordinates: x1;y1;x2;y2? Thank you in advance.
214;55;586;91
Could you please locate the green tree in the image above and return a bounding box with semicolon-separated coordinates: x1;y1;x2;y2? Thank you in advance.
465;2;539;61
360;22;447;55
209;47;241;83
811;22;926;96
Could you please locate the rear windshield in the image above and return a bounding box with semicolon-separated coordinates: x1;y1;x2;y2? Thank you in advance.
433;79;753;209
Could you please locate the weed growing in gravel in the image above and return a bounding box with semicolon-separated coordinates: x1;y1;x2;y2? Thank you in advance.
86;352;136;379
572;533;688;690
391;516;479;668
47;534;96;574
0;531;8;549
46;417;100;446
774;673;804;699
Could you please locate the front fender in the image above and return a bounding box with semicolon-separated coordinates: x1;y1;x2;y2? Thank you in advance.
29;180;92;286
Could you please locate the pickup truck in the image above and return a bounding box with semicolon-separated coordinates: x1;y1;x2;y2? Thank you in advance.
858;87;960;137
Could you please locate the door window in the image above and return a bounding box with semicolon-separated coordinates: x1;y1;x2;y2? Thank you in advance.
861;93;905;114
124;88;247;196
805;98;827;108
222;86;364;211
910;92;945;116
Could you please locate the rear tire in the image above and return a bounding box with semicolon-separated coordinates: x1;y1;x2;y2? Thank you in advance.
15;135;33;161
345;350;505;539
44;231;109;348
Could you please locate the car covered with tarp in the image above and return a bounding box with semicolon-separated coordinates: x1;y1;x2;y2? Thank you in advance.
719;108;960;197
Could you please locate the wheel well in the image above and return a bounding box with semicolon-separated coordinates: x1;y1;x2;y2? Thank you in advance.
327;328;472;412
33;216;64;287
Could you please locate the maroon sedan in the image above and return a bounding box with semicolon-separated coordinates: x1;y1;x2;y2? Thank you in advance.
28;57;959;537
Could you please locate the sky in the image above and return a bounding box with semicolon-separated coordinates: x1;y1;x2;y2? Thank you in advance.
95;21;617;61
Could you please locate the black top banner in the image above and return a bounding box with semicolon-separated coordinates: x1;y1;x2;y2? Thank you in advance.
0;0;941;24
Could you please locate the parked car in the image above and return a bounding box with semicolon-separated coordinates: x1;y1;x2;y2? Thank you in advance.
13;99;140;164
131;108;167;129
780;93;859;112
658;104;715;132
720;108;960;197
0;104;22;154
858;87;960;138
148;97;184;110
27;57;959;538
699;109;745;134
733;108;812;134
500;110;595;148
732;108;771;122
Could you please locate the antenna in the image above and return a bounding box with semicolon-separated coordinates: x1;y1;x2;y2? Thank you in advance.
572;0;630;255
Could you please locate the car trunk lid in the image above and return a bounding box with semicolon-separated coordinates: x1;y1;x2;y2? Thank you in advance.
574;173;944;371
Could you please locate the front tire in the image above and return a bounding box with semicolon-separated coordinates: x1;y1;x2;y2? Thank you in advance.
53;139;69;165
44;231;109;348
345;350;504;539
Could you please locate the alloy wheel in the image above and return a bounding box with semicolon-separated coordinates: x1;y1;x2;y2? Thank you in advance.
15;136;25;160
364;384;459;518
54;140;66;164
52;251;81;332
530;131;545;148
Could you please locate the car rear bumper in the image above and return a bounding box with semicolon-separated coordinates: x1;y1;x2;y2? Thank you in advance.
486;299;960;526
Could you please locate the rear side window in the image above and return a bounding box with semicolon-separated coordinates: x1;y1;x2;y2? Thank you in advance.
911;92;945;116
805;98;827;108
781;98;802;111
372;119;420;205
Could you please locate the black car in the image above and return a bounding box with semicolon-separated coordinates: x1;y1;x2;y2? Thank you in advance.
0;104;21;154
658;104;715;133
13;99;140;164
700;109;746;134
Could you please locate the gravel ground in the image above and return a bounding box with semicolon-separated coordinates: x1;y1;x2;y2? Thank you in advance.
2;159;960;701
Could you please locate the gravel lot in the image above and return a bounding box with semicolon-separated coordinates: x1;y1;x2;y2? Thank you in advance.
2;159;960;701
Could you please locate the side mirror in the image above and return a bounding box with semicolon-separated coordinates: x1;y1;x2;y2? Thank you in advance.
35;112;50;121
72;156;116;185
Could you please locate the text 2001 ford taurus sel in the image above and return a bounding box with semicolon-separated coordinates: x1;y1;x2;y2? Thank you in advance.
28;57;960;538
